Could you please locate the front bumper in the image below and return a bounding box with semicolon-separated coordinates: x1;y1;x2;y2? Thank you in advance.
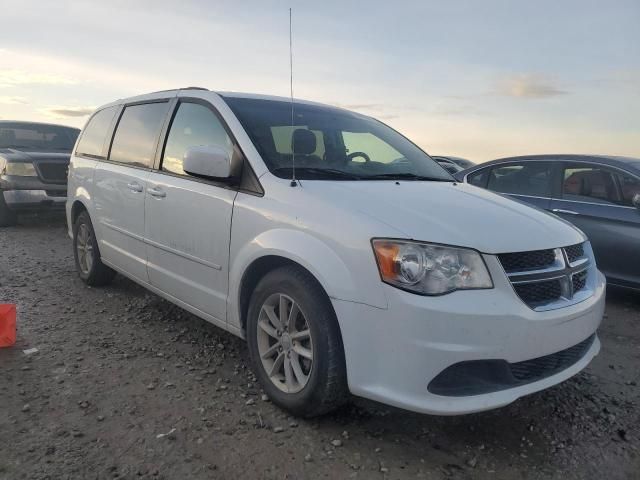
333;256;605;415
1;175;67;210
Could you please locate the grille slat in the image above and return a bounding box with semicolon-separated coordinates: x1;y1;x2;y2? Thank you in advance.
565;243;585;264
572;270;588;294
498;249;556;273
514;279;562;306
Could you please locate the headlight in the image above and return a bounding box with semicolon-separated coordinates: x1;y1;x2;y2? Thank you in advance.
4;162;37;176
372;239;493;295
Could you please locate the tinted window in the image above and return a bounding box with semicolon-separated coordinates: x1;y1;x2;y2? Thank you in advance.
488;162;553;197
223;97;451;181
76;107;117;158
109;102;169;168
467;169;489;187
0;122;79;152
616;172;640;207
562;164;630;206
162;102;234;176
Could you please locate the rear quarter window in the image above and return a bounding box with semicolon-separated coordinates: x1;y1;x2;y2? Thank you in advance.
76;106;118;158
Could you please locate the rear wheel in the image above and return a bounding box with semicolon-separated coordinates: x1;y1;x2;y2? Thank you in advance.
247;265;349;417
73;210;116;286
0;190;17;227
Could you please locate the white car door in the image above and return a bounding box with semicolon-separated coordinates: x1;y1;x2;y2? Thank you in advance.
92;100;171;282
144;99;237;323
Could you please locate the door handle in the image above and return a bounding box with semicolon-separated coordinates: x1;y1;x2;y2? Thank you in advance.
552;208;579;215
126;182;143;193
148;186;166;198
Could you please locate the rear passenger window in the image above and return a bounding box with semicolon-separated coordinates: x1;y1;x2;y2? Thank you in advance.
488;163;553;197
563;165;621;205
616;172;640;207
76;106;118;158
109;102;169;168
162;102;234;176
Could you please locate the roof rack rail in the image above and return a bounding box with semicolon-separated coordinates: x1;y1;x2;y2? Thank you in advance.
147;86;209;95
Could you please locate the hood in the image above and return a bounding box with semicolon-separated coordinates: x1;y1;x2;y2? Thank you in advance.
301;180;584;254
0;148;71;163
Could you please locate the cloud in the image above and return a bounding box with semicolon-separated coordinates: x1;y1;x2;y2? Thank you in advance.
42;106;94;119
0;96;28;105
0;69;77;87
495;74;568;98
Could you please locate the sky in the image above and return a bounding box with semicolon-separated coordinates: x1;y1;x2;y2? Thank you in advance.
0;0;638;162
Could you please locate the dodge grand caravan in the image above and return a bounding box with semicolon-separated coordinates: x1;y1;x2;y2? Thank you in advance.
66;88;605;417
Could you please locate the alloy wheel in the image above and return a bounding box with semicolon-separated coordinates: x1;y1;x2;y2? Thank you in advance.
76;222;94;275
256;293;314;393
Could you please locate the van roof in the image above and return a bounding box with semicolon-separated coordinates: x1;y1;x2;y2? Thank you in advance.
96;88;345;113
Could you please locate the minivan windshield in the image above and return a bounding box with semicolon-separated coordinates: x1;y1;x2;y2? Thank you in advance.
223;97;453;181
0;122;80;152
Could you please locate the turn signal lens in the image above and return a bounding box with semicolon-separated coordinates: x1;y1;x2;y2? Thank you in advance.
372;239;493;295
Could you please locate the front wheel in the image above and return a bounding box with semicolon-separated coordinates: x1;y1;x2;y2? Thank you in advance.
247;265;349;417
73;210;116;286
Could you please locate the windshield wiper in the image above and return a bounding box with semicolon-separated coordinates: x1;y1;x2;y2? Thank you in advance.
363;172;454;181
272;167;364;180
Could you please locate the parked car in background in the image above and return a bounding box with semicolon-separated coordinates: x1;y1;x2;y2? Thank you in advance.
456;154;640;289
0;121;80;226
434;157;463;174
433;155;475;174
67;89;604;417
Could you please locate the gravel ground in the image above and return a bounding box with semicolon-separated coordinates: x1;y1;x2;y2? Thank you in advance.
1;213;638;480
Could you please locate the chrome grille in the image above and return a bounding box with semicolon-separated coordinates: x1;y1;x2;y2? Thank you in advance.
498;242;593;311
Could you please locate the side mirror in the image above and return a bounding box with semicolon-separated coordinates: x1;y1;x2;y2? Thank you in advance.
183;145;232;179
633;193;640;210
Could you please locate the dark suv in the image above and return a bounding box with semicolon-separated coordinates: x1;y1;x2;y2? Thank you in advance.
456;154;640;289
0;121;80;226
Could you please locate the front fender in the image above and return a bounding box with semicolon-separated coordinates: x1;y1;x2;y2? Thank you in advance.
227;228;388;331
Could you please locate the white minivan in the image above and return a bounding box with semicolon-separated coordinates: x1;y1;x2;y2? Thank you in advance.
67;88;605;417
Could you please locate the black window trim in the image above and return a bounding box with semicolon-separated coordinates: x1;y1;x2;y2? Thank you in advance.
152;96;264;197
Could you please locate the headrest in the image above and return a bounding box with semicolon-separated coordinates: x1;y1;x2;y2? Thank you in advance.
291;129;316;155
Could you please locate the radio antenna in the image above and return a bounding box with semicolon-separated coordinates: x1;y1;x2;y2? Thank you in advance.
289;7;297;187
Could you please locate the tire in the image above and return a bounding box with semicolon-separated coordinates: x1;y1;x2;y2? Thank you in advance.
0;190;17;227
73;210;116;286
247;265;349;417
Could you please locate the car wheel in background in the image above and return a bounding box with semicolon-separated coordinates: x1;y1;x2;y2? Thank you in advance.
0;190;17;227
73;210;116;286
247;265;349;417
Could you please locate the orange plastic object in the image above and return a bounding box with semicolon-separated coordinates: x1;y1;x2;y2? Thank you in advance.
0;304;17;347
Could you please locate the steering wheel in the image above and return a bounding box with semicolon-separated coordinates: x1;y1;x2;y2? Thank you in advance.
347;151;371;163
